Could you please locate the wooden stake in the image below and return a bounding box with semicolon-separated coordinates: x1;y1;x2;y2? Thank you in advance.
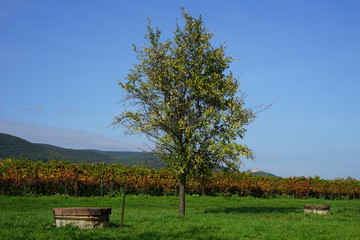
120;185;127;228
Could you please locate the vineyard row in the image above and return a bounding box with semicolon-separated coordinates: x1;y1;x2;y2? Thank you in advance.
1;159;359;199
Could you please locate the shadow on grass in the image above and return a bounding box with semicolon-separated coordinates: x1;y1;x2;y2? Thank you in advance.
205;206;299;214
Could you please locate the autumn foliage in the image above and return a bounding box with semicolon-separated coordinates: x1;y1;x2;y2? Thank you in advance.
0;159;359;199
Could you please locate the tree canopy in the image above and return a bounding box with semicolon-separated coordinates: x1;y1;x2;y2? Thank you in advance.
113;8;257;215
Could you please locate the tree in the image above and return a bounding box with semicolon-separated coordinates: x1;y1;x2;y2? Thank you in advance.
113;8;256;215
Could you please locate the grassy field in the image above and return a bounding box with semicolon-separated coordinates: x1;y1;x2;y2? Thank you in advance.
0;195;359;240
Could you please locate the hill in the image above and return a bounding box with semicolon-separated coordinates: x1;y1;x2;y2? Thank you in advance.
0;133;164;167
90;150;164;168
0;133;65;161
37;144;112;163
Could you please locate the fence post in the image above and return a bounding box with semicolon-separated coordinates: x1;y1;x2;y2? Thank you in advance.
34;167;39;197
74;168;79;197
120;185;127;228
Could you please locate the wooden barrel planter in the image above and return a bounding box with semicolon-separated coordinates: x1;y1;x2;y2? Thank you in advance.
53;207;111;229
304;204;330;215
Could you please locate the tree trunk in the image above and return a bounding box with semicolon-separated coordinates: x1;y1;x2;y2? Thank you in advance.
179;175;186;215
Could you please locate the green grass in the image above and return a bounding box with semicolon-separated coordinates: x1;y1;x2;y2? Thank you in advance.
0;195;359;240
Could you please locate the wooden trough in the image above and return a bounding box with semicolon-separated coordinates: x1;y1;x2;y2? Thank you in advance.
304;204;330;215
53;207;111;229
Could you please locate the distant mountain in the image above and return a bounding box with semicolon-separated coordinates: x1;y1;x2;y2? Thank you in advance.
247;168;277;177
0;132;164;167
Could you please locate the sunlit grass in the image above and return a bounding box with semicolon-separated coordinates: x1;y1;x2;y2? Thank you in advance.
0;195;359;239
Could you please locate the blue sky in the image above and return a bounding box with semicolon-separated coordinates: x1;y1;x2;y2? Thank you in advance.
1;0;359;179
